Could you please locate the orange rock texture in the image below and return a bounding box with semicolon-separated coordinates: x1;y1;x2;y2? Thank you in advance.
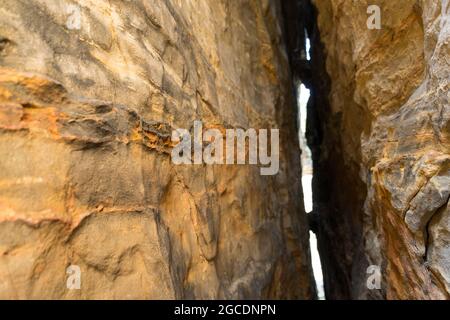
308;0;449;299
0;1;315;299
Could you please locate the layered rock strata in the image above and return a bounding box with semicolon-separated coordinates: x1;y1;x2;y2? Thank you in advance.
0;0;316;299
306;0;449;299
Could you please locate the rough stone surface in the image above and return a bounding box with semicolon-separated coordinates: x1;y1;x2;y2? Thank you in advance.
309;0;449;299
0;0;316;299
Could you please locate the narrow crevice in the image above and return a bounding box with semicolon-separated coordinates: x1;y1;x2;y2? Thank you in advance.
283;0;372;300
282;0;325;300
297;0;378;300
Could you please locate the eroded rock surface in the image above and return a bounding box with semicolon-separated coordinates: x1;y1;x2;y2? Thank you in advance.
0;0;315;299
308;0;449;299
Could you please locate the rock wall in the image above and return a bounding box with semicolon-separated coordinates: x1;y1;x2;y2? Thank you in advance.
308;0;449;299
0;0;316;299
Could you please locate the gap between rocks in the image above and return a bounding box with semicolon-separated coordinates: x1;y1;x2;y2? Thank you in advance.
282;0;327;300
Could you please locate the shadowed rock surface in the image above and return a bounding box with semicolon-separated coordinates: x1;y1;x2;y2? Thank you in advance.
306;0;449;299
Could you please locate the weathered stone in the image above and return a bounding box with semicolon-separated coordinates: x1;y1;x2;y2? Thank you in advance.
4;0;447;301
308;0;449;299
0;1;315;299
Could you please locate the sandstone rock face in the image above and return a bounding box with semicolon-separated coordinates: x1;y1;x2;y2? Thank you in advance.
309;0;449;299
0;0;316;299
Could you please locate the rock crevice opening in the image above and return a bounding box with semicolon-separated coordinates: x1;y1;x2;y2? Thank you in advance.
284;0;450;300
